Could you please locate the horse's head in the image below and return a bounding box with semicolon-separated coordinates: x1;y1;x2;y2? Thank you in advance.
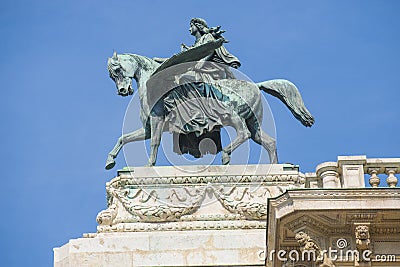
107;52;135;96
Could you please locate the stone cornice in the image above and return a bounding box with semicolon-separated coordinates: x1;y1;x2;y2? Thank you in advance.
269;188;400;220
110;164;305;186
271;188;400;204
97;220;266;233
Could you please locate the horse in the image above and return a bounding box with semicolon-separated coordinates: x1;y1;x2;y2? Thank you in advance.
105;52;314;169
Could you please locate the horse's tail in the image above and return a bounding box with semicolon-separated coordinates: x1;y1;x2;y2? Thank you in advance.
257;79;314;127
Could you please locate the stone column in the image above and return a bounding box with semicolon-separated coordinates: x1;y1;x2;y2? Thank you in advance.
316;162;340;188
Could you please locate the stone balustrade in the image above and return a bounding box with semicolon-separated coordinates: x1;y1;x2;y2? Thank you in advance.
307;155;399;189
365;158;400;188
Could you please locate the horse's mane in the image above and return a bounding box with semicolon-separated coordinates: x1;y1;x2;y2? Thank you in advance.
108;53;159;81
107;58;120;80
126;54;159;72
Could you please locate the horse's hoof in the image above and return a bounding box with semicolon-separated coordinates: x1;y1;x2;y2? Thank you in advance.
270;152;278;164
222;153;230;165
145;162;155;167
105;157;116;170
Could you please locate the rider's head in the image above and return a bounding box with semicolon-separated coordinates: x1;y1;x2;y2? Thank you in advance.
190;18;209;35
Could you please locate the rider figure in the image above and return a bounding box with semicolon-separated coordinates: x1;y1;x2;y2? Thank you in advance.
183;18;240;69
162;18;241;158
154;18;240;80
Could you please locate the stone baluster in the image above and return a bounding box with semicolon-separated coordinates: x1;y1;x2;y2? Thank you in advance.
368;168;380;188
385;168;398;188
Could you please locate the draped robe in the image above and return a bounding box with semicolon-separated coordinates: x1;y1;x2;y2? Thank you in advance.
163;33;241;158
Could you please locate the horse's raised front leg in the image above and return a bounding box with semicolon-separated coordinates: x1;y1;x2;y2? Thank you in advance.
105;127;148;170
146;116;165;167
252;128;278;164
221;115;251;165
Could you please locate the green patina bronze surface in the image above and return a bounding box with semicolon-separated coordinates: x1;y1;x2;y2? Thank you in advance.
105;18;314;169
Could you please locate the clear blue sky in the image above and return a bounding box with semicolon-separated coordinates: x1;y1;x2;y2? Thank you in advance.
1;1;399;266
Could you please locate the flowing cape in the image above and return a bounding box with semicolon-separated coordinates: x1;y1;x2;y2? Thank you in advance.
151;38;224;76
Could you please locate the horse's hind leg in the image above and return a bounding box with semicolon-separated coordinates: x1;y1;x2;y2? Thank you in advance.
221;115;251;165
105;127;148;170
252;128;278;164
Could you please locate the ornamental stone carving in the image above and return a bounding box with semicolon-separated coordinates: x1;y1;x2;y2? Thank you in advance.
354;223;372;265
295;231;336;267
109;186;206;222
355;224;371;251
212;185;277;220
96;164;305;231
96;204;117;225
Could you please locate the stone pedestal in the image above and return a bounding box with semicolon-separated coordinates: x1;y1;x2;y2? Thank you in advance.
54;230;266;266
54;164;305;267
